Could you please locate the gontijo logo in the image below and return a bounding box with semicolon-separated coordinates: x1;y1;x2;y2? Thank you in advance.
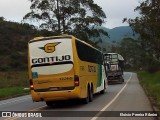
39;42;60;53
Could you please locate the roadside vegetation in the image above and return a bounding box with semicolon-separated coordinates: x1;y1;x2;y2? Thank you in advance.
0;71;29;100
0;17;55;71
137;71;160;110
0;18;55;100
116;0;160;111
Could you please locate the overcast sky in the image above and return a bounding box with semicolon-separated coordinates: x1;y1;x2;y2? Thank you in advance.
0;0;139;29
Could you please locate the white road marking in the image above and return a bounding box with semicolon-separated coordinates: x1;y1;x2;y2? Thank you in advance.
29;105;47;111
0;96;30;106
90;73;133;120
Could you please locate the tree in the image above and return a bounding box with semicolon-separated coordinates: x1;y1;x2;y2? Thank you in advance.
0;17;4;22
117;38;144;69
23;0;108;41
123;0;160;62
117;37;160;72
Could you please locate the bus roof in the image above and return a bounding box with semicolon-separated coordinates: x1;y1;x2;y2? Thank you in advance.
31;34;73;41
29;34;102;53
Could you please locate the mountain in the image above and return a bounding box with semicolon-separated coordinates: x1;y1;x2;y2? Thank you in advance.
91;26;135;43
107;26;135;41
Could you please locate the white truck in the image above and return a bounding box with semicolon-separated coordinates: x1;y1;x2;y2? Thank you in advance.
103;53;124;84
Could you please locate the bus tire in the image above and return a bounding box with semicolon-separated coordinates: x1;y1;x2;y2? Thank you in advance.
82;86;90;104
46;101;53;107
89;85;93;102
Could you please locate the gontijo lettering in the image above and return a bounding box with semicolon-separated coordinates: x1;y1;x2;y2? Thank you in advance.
32;55;71;64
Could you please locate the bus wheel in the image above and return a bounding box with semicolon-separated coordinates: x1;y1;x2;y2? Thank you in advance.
82;86;90;104
46;101;53;107
89;85;93;102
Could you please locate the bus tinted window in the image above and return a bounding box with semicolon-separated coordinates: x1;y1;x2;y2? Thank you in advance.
76;40;103;64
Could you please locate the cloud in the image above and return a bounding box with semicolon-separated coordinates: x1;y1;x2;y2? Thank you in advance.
94;0;140;28
0;0;30;22
0;0;140;28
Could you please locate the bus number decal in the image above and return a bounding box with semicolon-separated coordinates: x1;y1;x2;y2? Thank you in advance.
88;65;96;72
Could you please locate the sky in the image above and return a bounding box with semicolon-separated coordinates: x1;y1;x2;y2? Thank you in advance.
0;0;140;29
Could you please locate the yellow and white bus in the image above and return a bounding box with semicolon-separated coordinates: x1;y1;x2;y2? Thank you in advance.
28;35;107;106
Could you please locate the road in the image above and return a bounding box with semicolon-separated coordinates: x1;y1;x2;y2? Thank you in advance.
0;72;157;120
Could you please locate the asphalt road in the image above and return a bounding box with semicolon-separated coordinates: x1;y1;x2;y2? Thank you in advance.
0;72;157;120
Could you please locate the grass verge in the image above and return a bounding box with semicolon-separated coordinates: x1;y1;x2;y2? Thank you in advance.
137;71;160;110
0;87;29;100
0;71;29;100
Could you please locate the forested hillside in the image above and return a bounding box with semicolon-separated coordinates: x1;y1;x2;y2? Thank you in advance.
91;26;136;44
0;17;54;71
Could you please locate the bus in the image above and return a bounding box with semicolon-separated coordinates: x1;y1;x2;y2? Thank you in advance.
28;35;107;106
